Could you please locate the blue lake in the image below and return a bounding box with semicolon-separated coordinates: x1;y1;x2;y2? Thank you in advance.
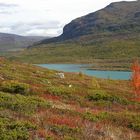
38;64;132;80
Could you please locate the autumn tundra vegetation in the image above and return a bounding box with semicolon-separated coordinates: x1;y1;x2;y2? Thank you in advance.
0;57;139;140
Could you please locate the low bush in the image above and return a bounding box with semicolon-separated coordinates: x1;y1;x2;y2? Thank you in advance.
87;90;129;105
83;112;108;122
108;112;140;132
0;80;30;95
49;124;81;136
0;118;36;140
128;123;140;132
47;86;76;100
0;92;51;114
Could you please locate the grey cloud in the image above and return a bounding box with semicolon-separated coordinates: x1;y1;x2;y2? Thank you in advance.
0;11;11;14
11;21;62;31
0;3;19;15
57;29;63;35
0;3;18;8
28;21;61;29
0;9;18;15
0;21;63;36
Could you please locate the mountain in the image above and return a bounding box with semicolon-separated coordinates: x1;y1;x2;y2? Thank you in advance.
6;0;140;71
39;0;140;44
0;33;47;51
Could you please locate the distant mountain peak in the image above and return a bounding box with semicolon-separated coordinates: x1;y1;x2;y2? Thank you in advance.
0;32;47;51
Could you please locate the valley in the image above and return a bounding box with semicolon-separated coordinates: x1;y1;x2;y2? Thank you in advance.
1;0;140;71
0;1;139;139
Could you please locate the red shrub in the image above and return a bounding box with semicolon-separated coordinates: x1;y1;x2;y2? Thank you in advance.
48;115;81;128
38;129;47;138
131;60;140;100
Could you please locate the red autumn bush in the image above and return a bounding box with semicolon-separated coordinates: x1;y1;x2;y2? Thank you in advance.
131;60;140;99
48;115;81;128
38;129;47;138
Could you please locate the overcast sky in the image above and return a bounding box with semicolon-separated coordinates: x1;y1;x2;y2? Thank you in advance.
0;0;136;36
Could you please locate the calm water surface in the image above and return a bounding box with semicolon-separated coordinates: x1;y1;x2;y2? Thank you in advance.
38;64;131;80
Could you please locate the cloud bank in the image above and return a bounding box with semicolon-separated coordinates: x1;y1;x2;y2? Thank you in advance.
0;0;136;36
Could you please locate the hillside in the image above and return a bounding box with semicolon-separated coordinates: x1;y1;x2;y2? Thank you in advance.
0;57;140;139
39;0;140;44
0;33;46;52
7;37;140;71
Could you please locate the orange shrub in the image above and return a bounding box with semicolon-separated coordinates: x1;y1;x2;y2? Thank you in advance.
131;60;140;100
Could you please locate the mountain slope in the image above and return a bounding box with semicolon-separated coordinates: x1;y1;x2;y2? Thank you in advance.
0;33;46;51
0;58;139;139
39;0;140;44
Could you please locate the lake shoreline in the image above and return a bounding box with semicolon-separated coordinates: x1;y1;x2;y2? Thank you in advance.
37;63;131;72
86;67;131;72
38;64;131;80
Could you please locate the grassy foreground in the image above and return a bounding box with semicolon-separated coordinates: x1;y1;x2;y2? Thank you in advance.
0;57;140;139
